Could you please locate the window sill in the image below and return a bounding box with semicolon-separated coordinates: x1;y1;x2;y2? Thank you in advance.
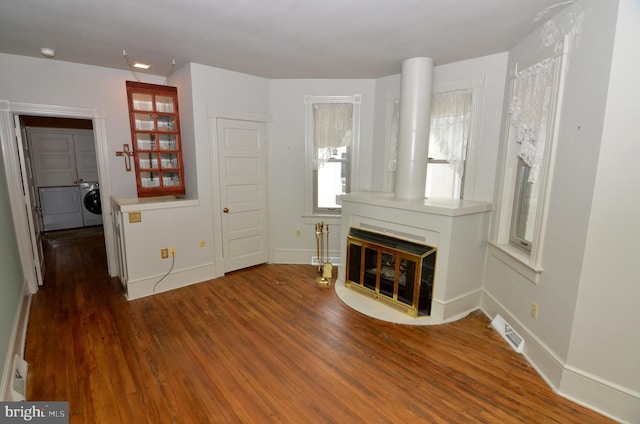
487;241;543;284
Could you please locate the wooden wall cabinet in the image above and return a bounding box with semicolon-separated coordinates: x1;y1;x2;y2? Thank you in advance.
126;81;185;197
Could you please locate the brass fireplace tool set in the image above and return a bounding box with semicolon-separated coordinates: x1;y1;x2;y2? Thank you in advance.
315;222;332;287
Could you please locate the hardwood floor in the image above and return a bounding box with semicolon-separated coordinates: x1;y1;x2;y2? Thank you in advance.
25;229;613;423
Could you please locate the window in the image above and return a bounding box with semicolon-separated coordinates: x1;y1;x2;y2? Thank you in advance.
510;158;540;251
305;95;361;215
490;36;569;282
426;89;473;199
386;78;483;199
507;56;560;253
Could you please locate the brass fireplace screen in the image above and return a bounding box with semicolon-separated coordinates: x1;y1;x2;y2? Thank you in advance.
346;228;436;317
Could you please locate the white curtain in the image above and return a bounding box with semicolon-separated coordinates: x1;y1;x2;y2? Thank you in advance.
388;90;472;175
313;103;353;169
509;57;559;183
429;90;472;176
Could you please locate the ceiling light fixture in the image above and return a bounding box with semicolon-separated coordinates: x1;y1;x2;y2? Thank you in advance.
40;47;55;58
133;62;151;70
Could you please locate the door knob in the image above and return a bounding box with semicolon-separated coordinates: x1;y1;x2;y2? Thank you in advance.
223;208;229;213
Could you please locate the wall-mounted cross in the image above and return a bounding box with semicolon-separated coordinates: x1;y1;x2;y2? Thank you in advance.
115;144;133;172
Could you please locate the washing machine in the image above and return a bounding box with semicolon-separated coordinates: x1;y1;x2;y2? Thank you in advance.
79;182;103;227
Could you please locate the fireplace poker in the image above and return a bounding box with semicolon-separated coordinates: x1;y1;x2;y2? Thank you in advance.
315;222;332;287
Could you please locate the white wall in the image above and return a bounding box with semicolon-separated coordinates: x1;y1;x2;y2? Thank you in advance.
370;54;509;201
268;79;376;264
0;53;168;278
269;55;508;266
483;0;638;420
371;73;400;192
433;54;508;202
0;53;165;199
185;62;270;276
118;62;271;290
0;53;270;292
562;0;640;419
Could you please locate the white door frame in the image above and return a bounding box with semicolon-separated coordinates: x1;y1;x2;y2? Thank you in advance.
0;99;116;293
207;108;270;277
14;116;44;286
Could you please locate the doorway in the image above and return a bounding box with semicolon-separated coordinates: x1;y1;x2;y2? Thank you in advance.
0;100;116;294
19;116;103;286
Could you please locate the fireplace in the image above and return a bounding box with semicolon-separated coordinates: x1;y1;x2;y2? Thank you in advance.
337;192;491;323
335;57;491;324
346;228;436;317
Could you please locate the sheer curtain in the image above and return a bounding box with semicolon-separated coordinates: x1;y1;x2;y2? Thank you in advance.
313;103;353;169
509;57;559;182
429;90;472;175
387;90;472;195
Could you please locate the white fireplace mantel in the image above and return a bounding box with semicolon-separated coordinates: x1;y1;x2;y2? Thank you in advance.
340;191;492;216
337;191;492;324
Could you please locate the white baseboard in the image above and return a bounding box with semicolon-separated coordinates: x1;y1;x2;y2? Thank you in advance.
125;262;217;300
441;289;483;322
1;280;32;401
272;248;340;265
560;365;640;423
481;291;634;423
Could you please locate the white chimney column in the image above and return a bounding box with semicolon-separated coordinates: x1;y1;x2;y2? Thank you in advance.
394;57;433;200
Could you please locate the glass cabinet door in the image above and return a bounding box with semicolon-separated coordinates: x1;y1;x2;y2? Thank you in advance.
159;134;177;150
156;115;175;132
160;153;179;169
132;93;153;111
135;133;156;150
134;113;155;131
155;95;175;113
126;81;185;197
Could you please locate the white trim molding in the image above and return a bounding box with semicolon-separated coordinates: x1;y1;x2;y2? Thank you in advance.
0;282;31;401
481;291;631;423
0;100;117;291
489;35;570;280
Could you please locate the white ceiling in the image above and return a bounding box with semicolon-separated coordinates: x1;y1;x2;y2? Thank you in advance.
0;0;573;79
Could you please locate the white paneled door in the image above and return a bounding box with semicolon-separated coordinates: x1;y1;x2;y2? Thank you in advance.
217;118;268;273
15;117;44;286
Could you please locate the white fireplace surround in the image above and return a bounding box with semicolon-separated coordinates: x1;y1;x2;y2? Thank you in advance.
337;192;492;325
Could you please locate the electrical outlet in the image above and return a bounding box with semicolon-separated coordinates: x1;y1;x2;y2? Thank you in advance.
161;248;169;259
530;302;539;319
169;247;176;257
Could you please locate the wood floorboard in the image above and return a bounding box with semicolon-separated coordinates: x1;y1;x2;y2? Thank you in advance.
24;229;614;423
